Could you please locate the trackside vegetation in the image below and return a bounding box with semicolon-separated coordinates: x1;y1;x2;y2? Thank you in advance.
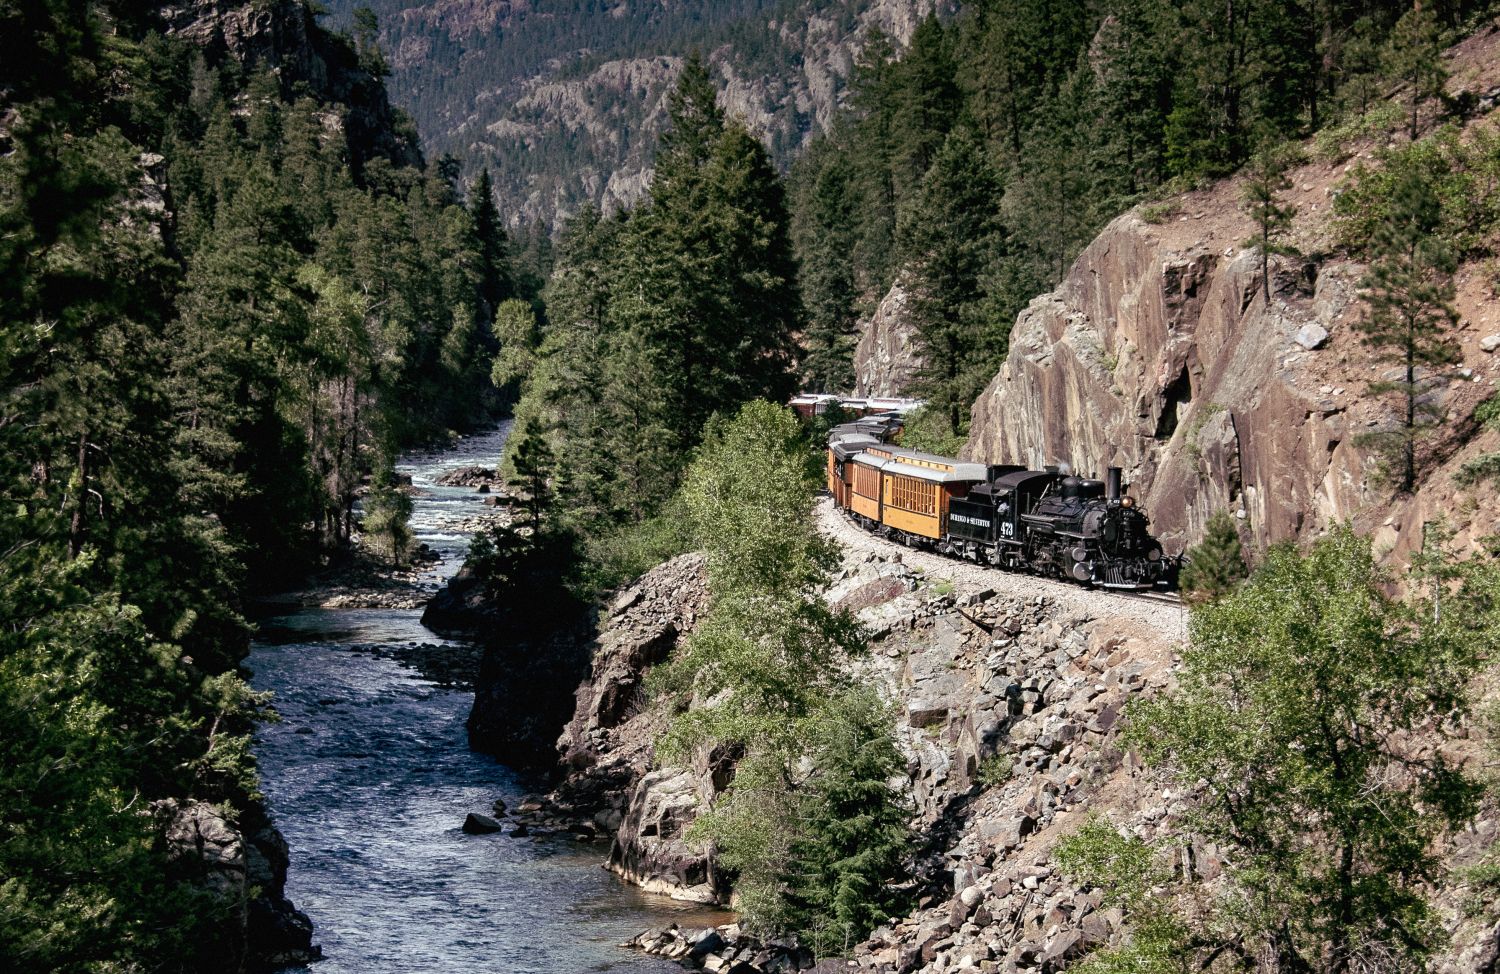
651;401;912;954
1056;527;1500;974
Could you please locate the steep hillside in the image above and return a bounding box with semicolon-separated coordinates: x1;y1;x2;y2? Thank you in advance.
321;0;954;225
961;25;1500;559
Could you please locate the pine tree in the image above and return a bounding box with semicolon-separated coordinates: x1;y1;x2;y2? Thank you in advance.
470;167;514;318
1385;4;1448;142
786;688;911;957
1355;167;1461;493
792;147;858;393
1087;0;1176;198
508;417;554;534
1240;140;1299;302
891;16;961;188
1179;510;1249;602
898;126;1004;436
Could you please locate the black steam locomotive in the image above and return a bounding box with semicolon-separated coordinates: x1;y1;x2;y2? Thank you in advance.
826;419;1176;590
943;466;1173;588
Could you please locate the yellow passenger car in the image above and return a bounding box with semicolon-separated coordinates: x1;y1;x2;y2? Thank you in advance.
865;447;987;543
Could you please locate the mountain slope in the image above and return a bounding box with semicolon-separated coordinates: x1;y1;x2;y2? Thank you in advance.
963;24;1500;559
323;0;954;225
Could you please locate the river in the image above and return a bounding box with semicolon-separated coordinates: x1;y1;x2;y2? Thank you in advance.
248;425;724;973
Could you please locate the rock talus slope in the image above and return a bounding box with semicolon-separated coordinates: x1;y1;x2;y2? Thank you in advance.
530;511;1496;973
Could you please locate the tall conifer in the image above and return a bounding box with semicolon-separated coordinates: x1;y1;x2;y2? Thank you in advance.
1355;167;1461;493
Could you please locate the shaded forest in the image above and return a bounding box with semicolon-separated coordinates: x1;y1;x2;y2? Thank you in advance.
0;1;510;968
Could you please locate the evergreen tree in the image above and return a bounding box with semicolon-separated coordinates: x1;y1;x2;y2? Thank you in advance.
792;148;859;393
1240;140;1299;301
891;16;961;187
786;688;912;957
1355;167;1461;493
1087;0;1176;198
898;127;1004;436
508;417;554;534
1178;510;1250;602
470;167;514;318
1385;4;1448;142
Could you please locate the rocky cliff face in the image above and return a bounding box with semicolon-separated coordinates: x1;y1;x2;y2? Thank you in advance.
156;799;320;970
854;279;923;397
964;82;1500;557
339;0;955;227
160;0;421;171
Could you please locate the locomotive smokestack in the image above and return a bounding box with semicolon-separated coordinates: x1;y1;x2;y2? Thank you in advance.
1106;467;1122;502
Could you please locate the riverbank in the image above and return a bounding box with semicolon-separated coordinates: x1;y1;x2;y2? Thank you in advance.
248;425;731;973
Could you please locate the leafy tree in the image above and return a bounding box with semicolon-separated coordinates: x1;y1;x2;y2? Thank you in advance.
1240;141;1299;301
362;462;413;564
651;402;905;947
489;297;540;393
1126;527;1494;974
1385;4;1448;142
1178;510;1250;602
1354;167;1461;493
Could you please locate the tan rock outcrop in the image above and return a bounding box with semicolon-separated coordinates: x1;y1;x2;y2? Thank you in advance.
965;209;1500;557
855;280;923;397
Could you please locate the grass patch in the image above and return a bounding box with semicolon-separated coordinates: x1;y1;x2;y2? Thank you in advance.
976;754;1014;788
1139;200;1180;224
1312;102;1404;163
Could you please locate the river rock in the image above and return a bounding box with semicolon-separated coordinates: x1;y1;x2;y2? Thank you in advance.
434;465;497;487
462;813;505;834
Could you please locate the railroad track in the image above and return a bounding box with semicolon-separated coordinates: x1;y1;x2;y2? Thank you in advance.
816;497;1187;637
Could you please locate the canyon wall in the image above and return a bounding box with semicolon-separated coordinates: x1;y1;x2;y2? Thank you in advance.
854;280;924;397
964;164;1500;558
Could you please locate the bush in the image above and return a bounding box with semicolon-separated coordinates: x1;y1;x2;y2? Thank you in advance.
1126;527;1494;972
1054;818;1188;974
1334;125;1500;259
1177;510;1248;602
898;406;967;458
577;493;696;594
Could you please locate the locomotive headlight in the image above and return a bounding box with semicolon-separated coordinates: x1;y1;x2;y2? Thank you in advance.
1121;496;1136;508
1148;547;1162;561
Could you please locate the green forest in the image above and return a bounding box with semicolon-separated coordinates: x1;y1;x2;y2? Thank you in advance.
0;0;512;968
790;0;1499;443
6;0;1500;970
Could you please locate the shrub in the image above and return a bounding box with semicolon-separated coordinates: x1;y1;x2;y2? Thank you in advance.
1177;510;1248;602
